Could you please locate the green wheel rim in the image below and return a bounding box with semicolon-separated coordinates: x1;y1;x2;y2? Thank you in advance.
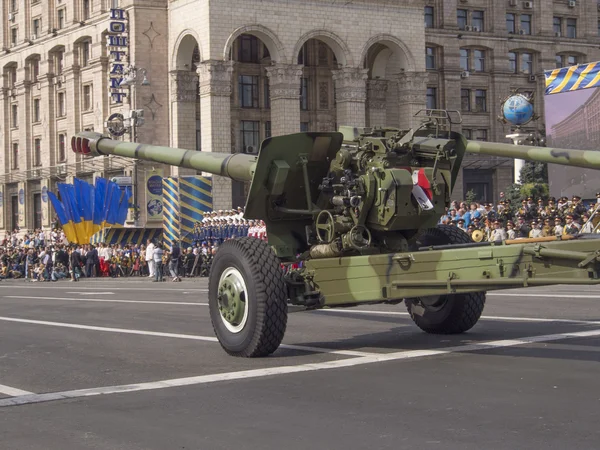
217;267;249;333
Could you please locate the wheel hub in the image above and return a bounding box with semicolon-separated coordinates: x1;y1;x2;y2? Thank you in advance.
217;267;248;333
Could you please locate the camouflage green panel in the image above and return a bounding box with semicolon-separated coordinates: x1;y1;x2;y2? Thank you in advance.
465;141;600;170
306;237;600;306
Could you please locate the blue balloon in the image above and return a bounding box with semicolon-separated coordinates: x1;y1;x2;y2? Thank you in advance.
502;94;534;126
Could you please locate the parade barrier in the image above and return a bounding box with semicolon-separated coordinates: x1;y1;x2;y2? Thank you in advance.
48;178;132;244
90;227;162;246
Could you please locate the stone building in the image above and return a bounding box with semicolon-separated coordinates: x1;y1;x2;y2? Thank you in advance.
0;0;598;234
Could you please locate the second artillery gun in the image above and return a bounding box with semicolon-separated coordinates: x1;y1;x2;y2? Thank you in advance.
72;110;600;357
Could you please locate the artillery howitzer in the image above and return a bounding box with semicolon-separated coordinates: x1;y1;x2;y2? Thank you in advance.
72;110;600;357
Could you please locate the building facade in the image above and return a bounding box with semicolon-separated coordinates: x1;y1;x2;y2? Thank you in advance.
0;0;599;234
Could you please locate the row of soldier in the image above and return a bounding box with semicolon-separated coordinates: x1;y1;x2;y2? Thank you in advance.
194;208;267;244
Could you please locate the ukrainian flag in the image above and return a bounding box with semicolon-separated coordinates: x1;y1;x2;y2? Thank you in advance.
57;183;85;243
48;191;77;243
93;177;108;233
545;61;600;95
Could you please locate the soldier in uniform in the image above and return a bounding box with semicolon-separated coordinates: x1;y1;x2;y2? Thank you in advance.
506;220;516;240
571;196;587;217
542;218;553;237
518;200;530;220
563;214;581;235
529;220;543;238
490;219;507;242
515;215;531;238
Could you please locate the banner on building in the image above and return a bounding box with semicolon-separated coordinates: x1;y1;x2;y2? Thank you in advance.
0;185;4;229
17;182;25;228
146;168;164;222
544;61;600;200
41;179;50;227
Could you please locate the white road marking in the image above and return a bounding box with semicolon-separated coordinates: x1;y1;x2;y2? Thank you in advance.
2;327;600;407
315;309;600;325
66;292;115;295
5;296;208;306
1;285;208;292
0;316;372;357
0;384;34;397
4;296;598;325
488;293;600;299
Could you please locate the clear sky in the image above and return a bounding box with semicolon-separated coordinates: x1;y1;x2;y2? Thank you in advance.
544;88;596;134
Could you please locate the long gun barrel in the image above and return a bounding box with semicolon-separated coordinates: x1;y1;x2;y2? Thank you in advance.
465;140;600;170
72;131;257;182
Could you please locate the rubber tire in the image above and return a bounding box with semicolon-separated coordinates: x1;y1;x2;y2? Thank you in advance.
405;225;486;334
209;237;288;357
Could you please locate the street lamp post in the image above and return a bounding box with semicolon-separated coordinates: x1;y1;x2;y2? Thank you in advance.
121;65;150;227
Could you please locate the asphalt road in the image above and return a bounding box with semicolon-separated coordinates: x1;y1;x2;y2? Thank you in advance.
1;278;600;449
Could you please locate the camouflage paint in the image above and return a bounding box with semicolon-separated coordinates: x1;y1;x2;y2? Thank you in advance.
306;237;600;306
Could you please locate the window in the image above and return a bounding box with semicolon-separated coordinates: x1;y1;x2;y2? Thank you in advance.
426;47;436;69
55;52;63;74
31;59;39;81
57;9;65;29
462;129;472;140
520;14;531;35
457;9;467;31
33;193;42;229
82;0;90;20
300;77;308;110
11;143;18;169
8;66;17;87
10;27;17;47
474;50;485;72
476;129;488;141
81;41;90;67
82;84;92;111
32;18;41;38
566;18;577;38
506;14;516;34
10;0;16;12
264;78;270;109
297;43;308;65
426;87;437;109
424;6;434;28
553;17;562;35
300;122;309;132
461;89;471;112
33;138;41;166
556;54;578;68
238;75;259;108
265;121;271;139
57;92;66;117
472;11;484;31
509;52;517;73
240;121;259;153
33;98;40;122
474;90;487;113
58;134;66;162
11;104;18;128
521;53;533;74
460;48;469;71
238;35;259;63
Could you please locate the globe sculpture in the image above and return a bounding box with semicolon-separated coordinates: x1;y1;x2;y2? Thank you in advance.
501;94;534;126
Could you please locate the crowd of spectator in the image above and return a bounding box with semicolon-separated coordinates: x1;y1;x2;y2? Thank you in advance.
0;208;268;282
439;192;600;241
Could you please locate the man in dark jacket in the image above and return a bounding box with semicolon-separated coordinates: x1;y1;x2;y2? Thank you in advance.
70;246;83;281
85;244;98;278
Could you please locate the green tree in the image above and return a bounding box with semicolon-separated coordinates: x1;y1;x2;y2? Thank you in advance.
520;161;548;184
465;189;477;204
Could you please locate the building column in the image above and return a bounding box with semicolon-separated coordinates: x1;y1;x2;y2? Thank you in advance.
265;63;303;136
397;72;427;129
332;67;368;128
170;69;198;177
197;60;233;210
366;79;388;127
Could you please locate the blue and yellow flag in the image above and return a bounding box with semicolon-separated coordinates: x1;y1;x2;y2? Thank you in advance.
48;191;77;243
545;61;600;95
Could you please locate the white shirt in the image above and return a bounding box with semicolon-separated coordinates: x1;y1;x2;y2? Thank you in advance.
145;243;155;261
